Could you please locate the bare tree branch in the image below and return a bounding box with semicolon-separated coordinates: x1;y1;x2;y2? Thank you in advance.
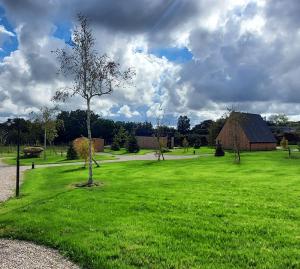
53;14;134;185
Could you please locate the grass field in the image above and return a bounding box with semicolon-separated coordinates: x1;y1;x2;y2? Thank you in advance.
0;150;300;268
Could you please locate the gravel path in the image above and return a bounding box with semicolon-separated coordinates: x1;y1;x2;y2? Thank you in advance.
0;160;79;268
35;152;200;168
0;159;27;202
0;239;79;269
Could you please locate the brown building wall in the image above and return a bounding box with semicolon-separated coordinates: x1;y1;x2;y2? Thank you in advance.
250;143;276;151
136;136;168;149
216;120;250;150
217;121;276;151
92;138;104;152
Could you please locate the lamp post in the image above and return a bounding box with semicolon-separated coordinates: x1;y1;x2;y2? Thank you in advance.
16;118;20;197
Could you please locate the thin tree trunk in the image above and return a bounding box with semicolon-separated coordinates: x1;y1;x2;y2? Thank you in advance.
237;149;240;163
156;135;161;161
86;99;93;185
44;127;47;160
159;141;165;160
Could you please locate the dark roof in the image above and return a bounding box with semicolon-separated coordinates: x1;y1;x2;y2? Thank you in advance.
232;112;277;143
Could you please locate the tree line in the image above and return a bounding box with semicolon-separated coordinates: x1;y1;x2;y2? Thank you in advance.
0;110;217;148
2;110;300;148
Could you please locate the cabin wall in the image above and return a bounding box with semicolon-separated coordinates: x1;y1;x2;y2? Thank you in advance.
136;136;168;149
250;143;276;151
92;138;104;152
216;121;250;150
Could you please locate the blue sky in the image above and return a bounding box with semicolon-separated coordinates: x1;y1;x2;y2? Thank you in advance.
53;20;72;45
0;6;17;58
150;47;193;63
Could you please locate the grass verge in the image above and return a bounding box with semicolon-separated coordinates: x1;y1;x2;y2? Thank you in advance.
0;151;299;268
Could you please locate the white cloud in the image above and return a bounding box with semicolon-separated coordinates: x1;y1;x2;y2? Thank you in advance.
0;25;14;37
118;105;140;118
1;0;300;123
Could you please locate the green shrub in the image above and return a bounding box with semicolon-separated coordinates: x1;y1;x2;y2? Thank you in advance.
280;137;288;149
215;142;225;157
23;147;44;158
114;127;128;147
66;143;78;160
193;140;201;149
125;134;140;153
111;138;120;151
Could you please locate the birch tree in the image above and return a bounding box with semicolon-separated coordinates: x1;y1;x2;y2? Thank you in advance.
154;106;165;161
31;106;60;160
53;14;134;186
226;109;245;164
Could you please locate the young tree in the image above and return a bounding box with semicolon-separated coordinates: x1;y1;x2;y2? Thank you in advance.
111;136;120;151
114;126;128;148
31;106;60;160
53;15;133;186
280;137;288;149
73;137;94;167
154;106;166;161
227;110;245;164
125;134;140;153
182;137;189;152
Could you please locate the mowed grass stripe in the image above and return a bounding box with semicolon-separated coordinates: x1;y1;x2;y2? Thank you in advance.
0;150;299;268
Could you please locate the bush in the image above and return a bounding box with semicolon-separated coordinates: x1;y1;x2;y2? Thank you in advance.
125;135;140;153
193;140;201;149
280;137;288;149
23;147;44;158
111;137;120;151
73;137;94;164
215;142;225;157
66;143;78;160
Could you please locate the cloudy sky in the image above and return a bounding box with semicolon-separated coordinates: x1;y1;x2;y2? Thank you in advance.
0;0;299;125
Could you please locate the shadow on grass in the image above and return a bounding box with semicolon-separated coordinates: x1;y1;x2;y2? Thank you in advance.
73;181;104;188
60;167;87;173
60;164;102;174
142;161;160;166
0;189;74;218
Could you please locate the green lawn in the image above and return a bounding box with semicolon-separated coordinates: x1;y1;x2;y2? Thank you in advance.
2;153;116;166
104;148;154;155
166;146;215;155
0;151;300;268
